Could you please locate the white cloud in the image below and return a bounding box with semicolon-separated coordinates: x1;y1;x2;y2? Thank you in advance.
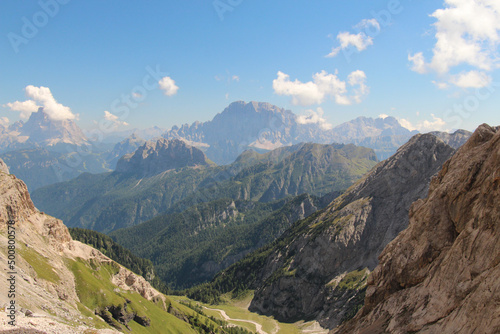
409;0;500;88
408;52;427;74
4;85;75;121
159;76;179;96
232;75;240;82
348;70;369;103
103;110;129;129
357;19;380;31
449;70;492;88
378;114;389;119
296;107;333;130
3;100;39;119
326;19;379;58
0;117;9;127
272;70;369;106
399;114;448;132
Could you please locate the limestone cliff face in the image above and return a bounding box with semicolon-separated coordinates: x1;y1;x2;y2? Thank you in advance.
248;134;455;329
336;124;500;334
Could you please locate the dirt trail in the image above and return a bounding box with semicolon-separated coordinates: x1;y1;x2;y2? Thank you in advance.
203;306;268;334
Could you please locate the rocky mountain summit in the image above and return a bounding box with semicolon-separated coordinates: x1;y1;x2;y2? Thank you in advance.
0;108;89;152
115;138;211;176
163;101;416;164
335;124;500;334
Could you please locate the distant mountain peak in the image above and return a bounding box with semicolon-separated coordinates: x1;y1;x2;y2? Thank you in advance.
18;107;88;147
115;138;211;176
163;101;418;164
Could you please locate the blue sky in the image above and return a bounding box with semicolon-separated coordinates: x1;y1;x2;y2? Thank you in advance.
1;0;499;133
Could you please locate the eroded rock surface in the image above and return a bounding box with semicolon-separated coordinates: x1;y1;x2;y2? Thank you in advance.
335;124;500;333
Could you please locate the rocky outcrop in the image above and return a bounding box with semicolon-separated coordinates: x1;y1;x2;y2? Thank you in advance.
116;138;210;176
246;134;455;329
334;124;500;334
111;266;164;301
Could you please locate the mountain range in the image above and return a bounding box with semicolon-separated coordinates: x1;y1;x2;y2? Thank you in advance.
31;138;378;233
163;101;419;164
186;132;456;327
1;119;497;333
2;101;470;193
184;124;499;333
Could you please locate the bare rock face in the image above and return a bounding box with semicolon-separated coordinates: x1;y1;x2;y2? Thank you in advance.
111;266;165;302
248;134;455;329
336;124;500;334
116;138;210;176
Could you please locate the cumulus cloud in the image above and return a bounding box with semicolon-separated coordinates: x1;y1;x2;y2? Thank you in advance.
3;100;39;119
326;19;380;57
3;85;76;121
378;114;389;119
409;0;500;88
103;111;129;129
399;114;448;132
296;107;333;130
159;76;179;96
273;70;369;106
449;70;492;88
